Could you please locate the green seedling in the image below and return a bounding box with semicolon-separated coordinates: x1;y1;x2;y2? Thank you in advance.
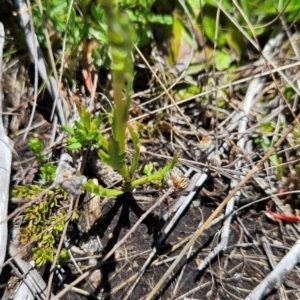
28;137;57;183
131;158;178;189
39;163;57;183
62;104;108;151
58;248;70;264
28;137;48;163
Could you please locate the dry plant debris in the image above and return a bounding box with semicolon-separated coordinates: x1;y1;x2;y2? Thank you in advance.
1;1;300;300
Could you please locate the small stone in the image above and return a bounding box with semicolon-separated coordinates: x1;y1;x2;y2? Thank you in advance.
89;270;102;288
80;237;102;255
88;258;97;266
192;200;200;207
132;261;138;268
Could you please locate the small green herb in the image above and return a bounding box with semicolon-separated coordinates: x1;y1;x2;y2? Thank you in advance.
14;185;68;267
28;137;48;163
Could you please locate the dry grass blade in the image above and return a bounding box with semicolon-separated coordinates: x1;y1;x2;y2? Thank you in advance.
145;113;300;299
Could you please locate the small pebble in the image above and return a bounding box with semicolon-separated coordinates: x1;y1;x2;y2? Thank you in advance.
192;200;200;207
89;270;102;288
88;258;97;266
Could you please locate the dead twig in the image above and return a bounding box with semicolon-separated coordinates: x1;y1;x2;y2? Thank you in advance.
246;239;300;300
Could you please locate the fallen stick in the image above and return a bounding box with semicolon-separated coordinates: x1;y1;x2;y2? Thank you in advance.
246;239;300;300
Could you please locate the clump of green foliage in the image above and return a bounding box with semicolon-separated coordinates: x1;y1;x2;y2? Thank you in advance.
165;0;299;74
31;0;172;73
13;185;69;266
12;138;70;266
28;137;56;184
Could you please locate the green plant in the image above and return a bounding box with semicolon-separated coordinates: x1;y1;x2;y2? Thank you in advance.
62;104;107;151
28;137;57;184
63;102;178;195
12;138;73;267
12;184;69;266
28;137;48;163
63;0;178;195
30;0;172;91
161;0;299;75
